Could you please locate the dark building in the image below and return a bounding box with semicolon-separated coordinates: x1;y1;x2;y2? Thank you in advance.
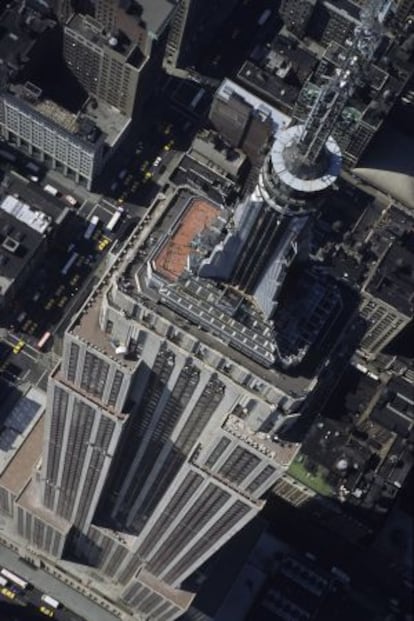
164;0;240;73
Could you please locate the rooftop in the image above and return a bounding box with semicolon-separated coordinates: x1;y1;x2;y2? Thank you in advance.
0;387;45;480
0;205;45;297
0;415;44;495
215;79;290;132
366;234;414;317
153;198;221;282
124;0;177;37
237;61;300;111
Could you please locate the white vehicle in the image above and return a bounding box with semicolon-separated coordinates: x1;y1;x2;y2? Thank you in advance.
63;194;78;207
0;568;29;590
41;594;60;609
257;9;271;26
61;252;79;276
105;210;123;233
84;215;100;240
43;184;59;197
153;156;162;167
17;312;27;324
28;175;39;183
0;576;7;587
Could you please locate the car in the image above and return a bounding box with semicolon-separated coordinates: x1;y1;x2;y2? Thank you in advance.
153;156;162;167
39;606;54;618
12;339;25;355
163;123;172;135
58;296;68;308
140;160;149;172
1;587;16;599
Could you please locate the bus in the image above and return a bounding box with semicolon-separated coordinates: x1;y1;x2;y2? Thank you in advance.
0;568;29;590
105;209;123;233
37;331;52;350
84;215;99;240
61;252;79;276
41;594;60;609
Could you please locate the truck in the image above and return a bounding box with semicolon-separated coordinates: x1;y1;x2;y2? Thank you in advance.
40;594;60;609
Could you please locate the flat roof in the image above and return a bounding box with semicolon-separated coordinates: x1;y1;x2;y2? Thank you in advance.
136;0;177;37
366;237;414;317
0;415;44;495
0;208;44;294
153;198;221;282
0;387;45;480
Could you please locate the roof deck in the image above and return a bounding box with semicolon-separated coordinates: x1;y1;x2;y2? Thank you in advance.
153;198;221;282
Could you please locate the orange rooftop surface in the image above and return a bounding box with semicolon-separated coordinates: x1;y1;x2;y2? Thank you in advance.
154;198;220;281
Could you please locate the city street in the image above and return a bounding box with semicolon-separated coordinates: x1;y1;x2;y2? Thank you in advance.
0;544;119;621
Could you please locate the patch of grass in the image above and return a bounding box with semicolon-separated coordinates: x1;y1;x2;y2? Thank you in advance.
288;456;334;497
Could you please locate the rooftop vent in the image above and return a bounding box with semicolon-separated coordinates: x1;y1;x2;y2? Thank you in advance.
2;236;19;253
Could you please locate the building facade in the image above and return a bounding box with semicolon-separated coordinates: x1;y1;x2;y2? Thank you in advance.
0;90;105;190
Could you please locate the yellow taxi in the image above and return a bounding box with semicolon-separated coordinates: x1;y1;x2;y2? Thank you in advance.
1;586;16;599
39;605;54;617
144;171;152;181
97;236;111;252
163;123;172;135
58;295;68;308
44;298;55;311
12;339;25;355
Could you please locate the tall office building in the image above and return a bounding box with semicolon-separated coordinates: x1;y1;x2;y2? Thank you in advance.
63;1;175;119
8;3;393;621
164;0;240;73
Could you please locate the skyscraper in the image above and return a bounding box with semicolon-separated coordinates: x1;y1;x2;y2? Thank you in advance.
164;0;240;73
10;3;392;620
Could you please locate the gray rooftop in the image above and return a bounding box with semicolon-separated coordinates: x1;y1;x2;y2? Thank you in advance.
134;0;177;36
366;235;414;317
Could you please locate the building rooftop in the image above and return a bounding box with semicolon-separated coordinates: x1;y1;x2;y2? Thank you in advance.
35;97;79;133
365;234;414;317
0;2;53;86
0;387;45;481
153;198;221;282
215;79;290;132
138;568;194;611
371;376;414;438
17;477;72;534
0;205;45;298
126;0;177;37
237;61;300;111
0;194;52;235
0;415;44;496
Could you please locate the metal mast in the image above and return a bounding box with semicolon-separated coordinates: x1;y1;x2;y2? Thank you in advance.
291;0;392;170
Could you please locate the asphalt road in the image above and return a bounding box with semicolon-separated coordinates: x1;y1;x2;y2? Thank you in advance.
0;544;119;621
